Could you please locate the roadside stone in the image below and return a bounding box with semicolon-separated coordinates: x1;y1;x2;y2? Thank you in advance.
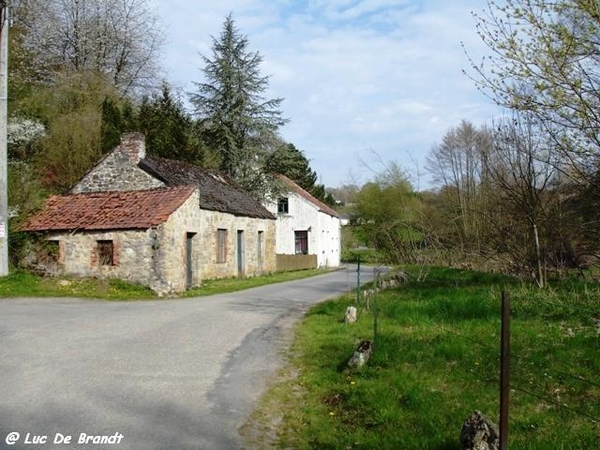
347;340;373;369
392;270;410;284
344;306;357;324
460;410;499;450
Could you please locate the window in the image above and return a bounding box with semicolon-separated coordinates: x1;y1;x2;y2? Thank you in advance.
46;241;60;264
217;229;227;263
277;197;289;214
97;240;114;266
295;230;309;255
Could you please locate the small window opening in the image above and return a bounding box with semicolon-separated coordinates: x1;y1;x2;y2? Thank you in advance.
278;197;289;214
98;240;114;266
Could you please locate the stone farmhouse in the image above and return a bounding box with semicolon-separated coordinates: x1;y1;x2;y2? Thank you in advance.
266;175;341;269
20;133;276;294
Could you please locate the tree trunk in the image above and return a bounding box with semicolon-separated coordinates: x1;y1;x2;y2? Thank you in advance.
533;222;545;288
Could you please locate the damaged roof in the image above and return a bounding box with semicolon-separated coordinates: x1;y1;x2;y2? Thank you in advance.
139;155;274;219
20;186;196;232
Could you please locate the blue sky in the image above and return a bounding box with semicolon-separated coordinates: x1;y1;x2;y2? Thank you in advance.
151;0;501;189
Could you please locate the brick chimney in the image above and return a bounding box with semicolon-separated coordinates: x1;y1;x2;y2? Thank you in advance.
120;132;146;162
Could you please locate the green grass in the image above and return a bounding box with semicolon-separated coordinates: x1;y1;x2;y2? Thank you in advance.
250;267;600;449
0;268;332;300
183;268;333;297
0;270;156;300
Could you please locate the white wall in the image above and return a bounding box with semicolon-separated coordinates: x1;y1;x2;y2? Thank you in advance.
266;193;341;268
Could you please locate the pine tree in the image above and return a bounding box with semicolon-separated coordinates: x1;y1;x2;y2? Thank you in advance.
190;13;287;197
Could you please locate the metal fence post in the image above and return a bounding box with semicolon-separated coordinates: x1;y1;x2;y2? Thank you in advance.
356;254;361;305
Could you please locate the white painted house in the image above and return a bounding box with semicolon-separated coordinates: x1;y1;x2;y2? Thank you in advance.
266;175;341;268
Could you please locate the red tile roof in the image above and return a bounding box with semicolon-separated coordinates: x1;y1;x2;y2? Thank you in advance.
20;186;196;232
278;175;340;218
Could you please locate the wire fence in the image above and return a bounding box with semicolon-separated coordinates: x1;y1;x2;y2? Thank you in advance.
362;270;600;433
434;320;600;424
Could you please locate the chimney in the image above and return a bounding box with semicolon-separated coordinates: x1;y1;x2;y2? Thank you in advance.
120;132;146;162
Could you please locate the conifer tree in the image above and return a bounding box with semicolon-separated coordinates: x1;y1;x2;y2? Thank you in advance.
139;82;213;165
100;98;123;154
190;13;287;197
265;143;318;192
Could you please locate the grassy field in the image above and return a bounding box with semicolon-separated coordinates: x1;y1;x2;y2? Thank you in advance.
0;268;329;300
248;267;600;449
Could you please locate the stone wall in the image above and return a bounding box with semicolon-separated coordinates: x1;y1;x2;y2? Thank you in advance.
46;190;277;294
52;132;278;292
195;211;277;281
71;133;163;194
152;190;276;290
47;228;159;288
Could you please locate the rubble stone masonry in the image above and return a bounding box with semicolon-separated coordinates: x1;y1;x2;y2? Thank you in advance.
47;190;276;294
71;133;163;194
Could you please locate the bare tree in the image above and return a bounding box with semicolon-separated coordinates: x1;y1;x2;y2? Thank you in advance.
426;120;492;252
485;113;560;287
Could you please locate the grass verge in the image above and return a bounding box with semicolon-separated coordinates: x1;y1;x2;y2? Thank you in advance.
0;268;332;300
0;270;155;300
183;268;332;297
248;267;600;449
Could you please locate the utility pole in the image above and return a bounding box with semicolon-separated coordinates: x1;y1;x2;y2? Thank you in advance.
0;1;8;276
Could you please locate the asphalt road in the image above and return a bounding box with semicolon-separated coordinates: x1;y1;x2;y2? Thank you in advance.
0;265;376;450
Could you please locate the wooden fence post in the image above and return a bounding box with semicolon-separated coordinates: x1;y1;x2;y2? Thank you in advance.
500;290;511;450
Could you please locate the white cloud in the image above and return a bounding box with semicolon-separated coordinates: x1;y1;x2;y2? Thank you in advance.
152;0;502;188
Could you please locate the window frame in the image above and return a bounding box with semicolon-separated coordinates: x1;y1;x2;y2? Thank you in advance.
277;197;289;214
294;230;309;255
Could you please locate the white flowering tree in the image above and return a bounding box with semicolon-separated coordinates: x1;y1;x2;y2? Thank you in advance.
7;117;45;160
15;0;164;94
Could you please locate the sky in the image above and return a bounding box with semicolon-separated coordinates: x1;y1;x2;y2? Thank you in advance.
150;0;502;190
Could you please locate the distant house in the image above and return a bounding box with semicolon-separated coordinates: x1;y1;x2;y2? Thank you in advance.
265;175;341;269
20;133;276;294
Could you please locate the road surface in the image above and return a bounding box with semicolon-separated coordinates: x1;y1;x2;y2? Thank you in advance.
0;265;377;450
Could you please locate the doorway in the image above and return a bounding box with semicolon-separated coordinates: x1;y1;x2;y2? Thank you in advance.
186;232;196;289
237;230;245;277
